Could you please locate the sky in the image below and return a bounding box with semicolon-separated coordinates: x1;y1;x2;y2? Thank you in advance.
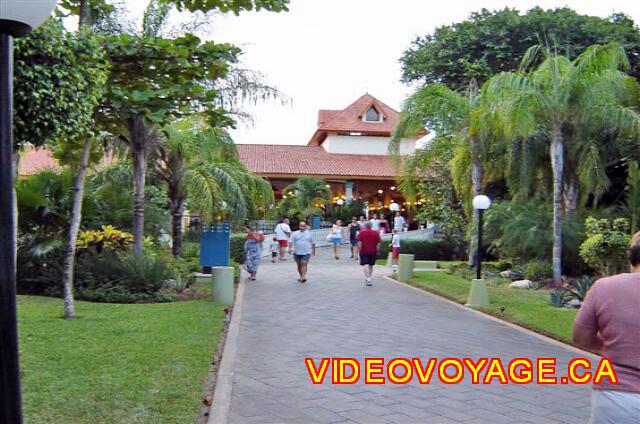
123;0;640;145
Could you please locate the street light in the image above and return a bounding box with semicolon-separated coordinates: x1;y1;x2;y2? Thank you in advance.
389;202;400;212
336;199;344;206
1;3;56;423
472;195;491;279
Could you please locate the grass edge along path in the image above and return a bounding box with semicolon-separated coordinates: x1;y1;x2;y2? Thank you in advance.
18;295;226;424
404;271;579;345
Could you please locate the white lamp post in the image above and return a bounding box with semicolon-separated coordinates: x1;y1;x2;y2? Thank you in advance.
472;195;491;279
1;3;56;422
465;195;492;309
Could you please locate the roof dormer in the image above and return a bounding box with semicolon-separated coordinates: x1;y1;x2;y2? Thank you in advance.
362;104;384;123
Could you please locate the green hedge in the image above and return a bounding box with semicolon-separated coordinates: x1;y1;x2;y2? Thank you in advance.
377;238;457;260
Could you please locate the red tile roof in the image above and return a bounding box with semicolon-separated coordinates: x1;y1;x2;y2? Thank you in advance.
237;144;396;179
309;94;401;146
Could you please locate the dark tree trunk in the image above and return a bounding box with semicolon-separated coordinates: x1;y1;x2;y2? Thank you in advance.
550;124;564;287
79;0;91;27
61;138;92;318
128;116;152;255
170;196;185;258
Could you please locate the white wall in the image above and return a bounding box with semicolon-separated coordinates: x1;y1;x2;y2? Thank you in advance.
322;135;416;156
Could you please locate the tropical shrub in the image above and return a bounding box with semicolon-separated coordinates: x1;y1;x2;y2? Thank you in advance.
76;225;133;253
483;200;586;274
75;251;173;303
567;276;595;301
579;217;630;276
231;233;248;264
524;260;554;282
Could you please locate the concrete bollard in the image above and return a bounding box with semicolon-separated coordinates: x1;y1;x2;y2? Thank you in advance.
397;254;415;282
212;266;234;305
465;279;490;308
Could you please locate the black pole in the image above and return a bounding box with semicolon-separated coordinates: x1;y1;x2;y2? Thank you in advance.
476;208;484;280
0;32;23;424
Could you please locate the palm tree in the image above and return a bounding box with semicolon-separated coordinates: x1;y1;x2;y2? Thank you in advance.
280;176;330;222
391;78;494;265
155;122;273;257
484;42;640;285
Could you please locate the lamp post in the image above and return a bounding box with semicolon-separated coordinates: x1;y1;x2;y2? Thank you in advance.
465;195;491;309
1;3;56;423
472;195;491;279
389;202;400;212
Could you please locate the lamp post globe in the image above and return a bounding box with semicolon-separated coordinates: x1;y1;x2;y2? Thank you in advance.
472;195;491;210
0;1;57;36
1;3;56;424
336;199;345;206
472;195;491;280
389;202;400;212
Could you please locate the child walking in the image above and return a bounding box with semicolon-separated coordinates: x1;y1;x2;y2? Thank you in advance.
270;237;279;263
391;229;401;268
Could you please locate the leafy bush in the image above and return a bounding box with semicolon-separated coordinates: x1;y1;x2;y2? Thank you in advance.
231;233;247;264
549;290;570;308
77;225;133;253
377;238;457;260
496;260;514;272
524;260;553;282
483;199;586;275
579;217;630;276
567;276;595;301
75;251;173;303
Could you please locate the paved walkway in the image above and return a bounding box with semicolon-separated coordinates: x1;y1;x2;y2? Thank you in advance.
225;247;591;424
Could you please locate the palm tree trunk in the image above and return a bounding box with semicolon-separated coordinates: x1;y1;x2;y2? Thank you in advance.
61;138;92;318
128;117;151;255
550;125;564;287
468;135;483;267
170;193;185;258
563;172;579;214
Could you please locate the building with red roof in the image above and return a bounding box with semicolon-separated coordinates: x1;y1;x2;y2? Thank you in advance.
237;93;426;212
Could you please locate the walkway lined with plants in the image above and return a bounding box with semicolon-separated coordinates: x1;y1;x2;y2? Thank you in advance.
223;248;591;424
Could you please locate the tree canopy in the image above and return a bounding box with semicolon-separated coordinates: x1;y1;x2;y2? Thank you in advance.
400;7;640;90
163;0;289;13
13;19;109;150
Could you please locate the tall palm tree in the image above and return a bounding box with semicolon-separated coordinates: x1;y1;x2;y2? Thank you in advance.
484;42;640;285
155;122;273;257
391;78;493;265
280;176;330;222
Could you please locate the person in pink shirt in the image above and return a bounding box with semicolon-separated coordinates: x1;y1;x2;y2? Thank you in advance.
573;232;640;423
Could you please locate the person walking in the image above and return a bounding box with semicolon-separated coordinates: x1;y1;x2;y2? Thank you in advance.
289;221;316;283
244;227;265;280
269;236;279;263
358;215;367;228
328;220;343;259
370;213;381;232
379;215;389;234
393;211;406;232
391;229;401;268
274;218;291;261
356;221;381;286
572;231;640;423
348;217;361;259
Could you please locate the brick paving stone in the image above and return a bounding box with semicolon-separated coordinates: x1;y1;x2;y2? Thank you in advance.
226;248;591;423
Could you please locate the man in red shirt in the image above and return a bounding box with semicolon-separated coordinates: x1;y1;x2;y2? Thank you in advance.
356;221;381;286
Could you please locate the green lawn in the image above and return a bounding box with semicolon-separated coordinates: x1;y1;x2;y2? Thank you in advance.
407;271;579;343
18;294;226;424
